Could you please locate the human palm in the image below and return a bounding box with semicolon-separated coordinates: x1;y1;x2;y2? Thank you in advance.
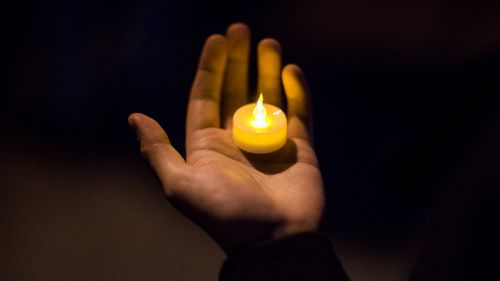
129;23;324;253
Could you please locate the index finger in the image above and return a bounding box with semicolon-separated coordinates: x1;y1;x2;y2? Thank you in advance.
186;35;228;142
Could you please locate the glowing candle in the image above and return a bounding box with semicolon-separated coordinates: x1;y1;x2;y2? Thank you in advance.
233;94;287;154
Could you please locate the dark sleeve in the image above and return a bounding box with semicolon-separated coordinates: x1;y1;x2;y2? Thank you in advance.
219;232;351;281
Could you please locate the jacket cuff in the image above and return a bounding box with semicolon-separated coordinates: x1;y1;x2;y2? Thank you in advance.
219;232;350;281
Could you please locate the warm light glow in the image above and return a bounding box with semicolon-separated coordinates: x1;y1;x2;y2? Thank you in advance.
233;93;287;154
251;94;270;128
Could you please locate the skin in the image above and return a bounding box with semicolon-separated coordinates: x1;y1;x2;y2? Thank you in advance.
128;23;324;253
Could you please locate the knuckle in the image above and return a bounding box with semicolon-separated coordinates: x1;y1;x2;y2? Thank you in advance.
140;142;165;159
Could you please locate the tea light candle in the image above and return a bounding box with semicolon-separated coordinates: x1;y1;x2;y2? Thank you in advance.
233;94;287;154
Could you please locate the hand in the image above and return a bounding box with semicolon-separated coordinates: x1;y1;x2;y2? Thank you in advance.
128;23;324;253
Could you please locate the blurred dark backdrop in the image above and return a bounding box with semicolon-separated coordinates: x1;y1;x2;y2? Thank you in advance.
2;0;500;280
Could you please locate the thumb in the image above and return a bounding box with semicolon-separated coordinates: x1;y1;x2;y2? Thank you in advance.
128;113;190;197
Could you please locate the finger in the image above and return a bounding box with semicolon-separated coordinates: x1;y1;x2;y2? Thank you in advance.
282;64;312;141
257;38;282;107
129;113;191;197
186;35;228;140
222;23;250;128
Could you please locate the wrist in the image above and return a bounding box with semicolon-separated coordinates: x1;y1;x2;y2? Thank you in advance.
273;217;321;240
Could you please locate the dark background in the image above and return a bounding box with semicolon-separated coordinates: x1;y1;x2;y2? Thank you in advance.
2;0;500;280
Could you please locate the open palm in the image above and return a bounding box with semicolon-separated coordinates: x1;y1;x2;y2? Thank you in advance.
129;23;324;253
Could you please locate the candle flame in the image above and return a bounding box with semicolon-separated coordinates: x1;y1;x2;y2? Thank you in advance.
251;93;270;128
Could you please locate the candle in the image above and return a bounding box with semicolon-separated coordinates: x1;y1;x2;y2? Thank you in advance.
233;94;287;154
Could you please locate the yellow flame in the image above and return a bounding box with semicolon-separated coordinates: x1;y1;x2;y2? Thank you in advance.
251;93;270;128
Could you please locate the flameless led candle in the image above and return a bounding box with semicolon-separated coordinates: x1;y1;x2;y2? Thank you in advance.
233;94;287;154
